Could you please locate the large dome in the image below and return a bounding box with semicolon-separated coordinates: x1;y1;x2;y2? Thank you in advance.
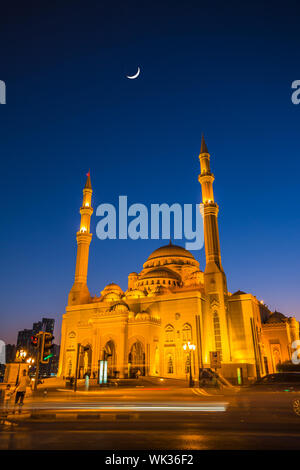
135;242;201;291
136;266;182;291
143;242;198;269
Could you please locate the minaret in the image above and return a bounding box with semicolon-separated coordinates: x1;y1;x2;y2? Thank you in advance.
198;135;224;274
198;136;231;363
68;172;93;305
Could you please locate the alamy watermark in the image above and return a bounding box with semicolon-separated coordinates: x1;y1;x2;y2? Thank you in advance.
291;80;300;105
0;80;6;104
94;197;204;251
291;340;300;365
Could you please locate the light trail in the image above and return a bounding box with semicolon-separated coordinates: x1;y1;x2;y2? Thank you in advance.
63;405;227;412
2;402;228;413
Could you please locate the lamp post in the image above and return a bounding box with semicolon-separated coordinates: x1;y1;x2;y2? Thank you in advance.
183;342;196;387
74;343;81;392
15;349;28;387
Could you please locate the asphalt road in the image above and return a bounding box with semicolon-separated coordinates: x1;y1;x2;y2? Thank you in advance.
1;382;300;450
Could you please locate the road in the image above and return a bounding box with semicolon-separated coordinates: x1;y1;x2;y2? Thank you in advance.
1;379;300;450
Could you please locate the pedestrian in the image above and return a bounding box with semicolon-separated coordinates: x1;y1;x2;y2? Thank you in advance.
14;369;30;413
4;384;12;409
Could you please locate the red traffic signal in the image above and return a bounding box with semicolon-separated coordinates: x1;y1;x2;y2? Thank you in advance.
31;335;38;347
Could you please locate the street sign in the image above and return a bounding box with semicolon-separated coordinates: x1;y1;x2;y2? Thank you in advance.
210;351;221;369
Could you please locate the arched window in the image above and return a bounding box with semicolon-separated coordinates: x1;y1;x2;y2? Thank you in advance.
213;311;222;360
182;323;192;342
167;355;174;374
165;324;175;343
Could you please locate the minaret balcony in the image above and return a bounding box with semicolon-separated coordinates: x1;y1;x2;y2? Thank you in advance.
203;203;219;216
198;173;215;184
76;231;92;243
80;206;94;216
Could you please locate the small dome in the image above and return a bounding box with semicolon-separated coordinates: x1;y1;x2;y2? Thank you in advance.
232;290;246;296
101;283;123;296
125;289;146;299
128;272;138;276
266;311;287;324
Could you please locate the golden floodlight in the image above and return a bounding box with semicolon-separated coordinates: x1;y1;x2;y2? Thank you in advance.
183;342;196;351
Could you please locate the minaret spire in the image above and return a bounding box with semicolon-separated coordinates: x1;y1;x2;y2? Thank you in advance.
198;137;223;269
85;170;92;189
200;134;209;155
68;171;93;305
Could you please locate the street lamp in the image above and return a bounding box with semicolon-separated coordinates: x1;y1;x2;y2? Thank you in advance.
183;342;196;387
16;349;27;361
15;349;28;386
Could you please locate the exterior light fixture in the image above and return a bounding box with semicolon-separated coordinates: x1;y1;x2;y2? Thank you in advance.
183;342;196;387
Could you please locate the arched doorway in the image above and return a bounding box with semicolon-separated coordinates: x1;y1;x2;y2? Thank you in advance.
128;341;145;378
78;345;92;378
104;340;116;378
271;345;282;372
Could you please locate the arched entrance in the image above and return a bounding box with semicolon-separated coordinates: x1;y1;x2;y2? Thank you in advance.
104;340;116;378
128;341;145;378
78;345;92;378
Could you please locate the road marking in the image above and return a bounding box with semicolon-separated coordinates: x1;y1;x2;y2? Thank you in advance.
192;388;213;397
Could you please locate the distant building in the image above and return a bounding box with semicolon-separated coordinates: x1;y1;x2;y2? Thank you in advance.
17;329;32;352
5;344;16;363
41;318;55;334
32;321;42;334
32;318;55;335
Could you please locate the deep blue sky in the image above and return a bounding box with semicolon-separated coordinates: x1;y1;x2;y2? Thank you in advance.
0;0;300;344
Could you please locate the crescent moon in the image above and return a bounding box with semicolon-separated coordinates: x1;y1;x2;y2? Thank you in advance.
126;67;141;79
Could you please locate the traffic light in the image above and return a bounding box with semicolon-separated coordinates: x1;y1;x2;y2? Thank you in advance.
31;335;38;348
41;332;54;364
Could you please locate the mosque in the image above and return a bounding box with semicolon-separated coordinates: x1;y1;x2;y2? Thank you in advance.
58;137;299;384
